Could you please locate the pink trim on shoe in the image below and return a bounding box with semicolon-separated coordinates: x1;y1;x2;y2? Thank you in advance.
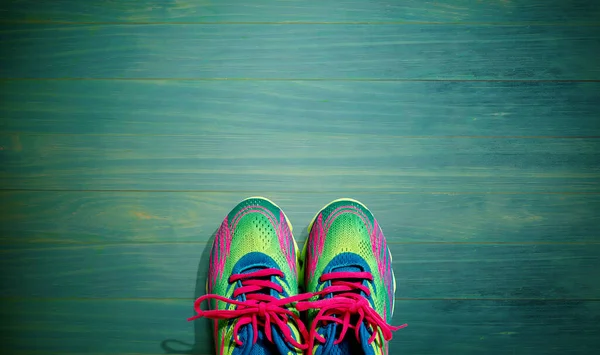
208;217;232;292
307;213;326;278
278;210;297;274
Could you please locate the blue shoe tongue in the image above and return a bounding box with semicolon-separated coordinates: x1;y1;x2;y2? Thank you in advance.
328;265;366;298
243;266;264;273
318;265;375;355
318;322;375;355
239;325;278;355
238;322;296;355
239;266;277;297
237;266;296;355
333;265;362;273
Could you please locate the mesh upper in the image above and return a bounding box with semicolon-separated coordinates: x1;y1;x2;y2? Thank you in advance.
206;197;301;355
304;199;395;355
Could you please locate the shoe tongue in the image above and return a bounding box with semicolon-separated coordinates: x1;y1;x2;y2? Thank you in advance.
319;322;375;355
319;265;375;355
328;265;366;298
333;265;361;273
239;324;277;355
331;265;363;288
240;266;276;297
238;317;299;355
237;267;300;355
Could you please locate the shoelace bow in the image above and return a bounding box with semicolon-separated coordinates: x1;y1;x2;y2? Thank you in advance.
187;268;309;350
296;271;408;355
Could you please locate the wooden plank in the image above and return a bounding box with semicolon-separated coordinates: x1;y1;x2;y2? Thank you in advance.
0;299;212;355
2;243;599;299
2;0;600;24
2;191;600;245
1;133;598;192
2;25;600;79
2;299;599;354
2;80;600;137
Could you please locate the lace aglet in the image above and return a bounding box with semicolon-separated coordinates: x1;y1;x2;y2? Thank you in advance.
393;323;408;330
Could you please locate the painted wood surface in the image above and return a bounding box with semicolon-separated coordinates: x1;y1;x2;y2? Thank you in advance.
1;0;600;354
2;192;599;244
2;24;600;79
2;243;600;299
2;0;600;24
2;81;600;137
1;133;598;192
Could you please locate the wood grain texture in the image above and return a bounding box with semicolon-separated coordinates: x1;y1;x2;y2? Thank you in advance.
2;299;599;355
2;191;599;245
2;0;600;24
2;0;600;354
1;133;598;192
2;243;600;299
2;24;600;79
2;80;600;137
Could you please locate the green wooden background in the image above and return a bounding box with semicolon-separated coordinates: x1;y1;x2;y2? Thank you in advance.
1;1;600;354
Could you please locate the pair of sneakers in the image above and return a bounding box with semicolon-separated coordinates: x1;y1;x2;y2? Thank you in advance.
188;197;407;355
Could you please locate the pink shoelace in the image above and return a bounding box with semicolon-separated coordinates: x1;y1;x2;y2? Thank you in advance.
296;271;408;355
187;268;309;350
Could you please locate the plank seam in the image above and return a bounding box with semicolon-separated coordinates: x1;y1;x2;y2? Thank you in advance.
1;189;599;194
3;132;600;139
2;78;600;82
2;21;600;26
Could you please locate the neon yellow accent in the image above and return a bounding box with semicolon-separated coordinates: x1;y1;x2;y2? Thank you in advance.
307;197;371;231
303;197;397;313
242;196;294;232
206;195;300;293
241;196;302;287
303;197;375;273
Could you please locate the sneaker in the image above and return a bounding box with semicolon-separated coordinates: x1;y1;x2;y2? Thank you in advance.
297;198;407;355
188;197;308;355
